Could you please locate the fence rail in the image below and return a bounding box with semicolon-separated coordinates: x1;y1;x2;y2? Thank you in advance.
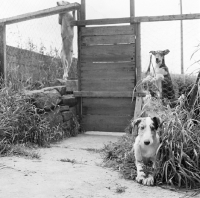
0;2;81;81
71;13;200;26
0;3;80;25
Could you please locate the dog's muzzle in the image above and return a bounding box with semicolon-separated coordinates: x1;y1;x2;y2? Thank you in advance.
144;140;150;145
156;58;160;63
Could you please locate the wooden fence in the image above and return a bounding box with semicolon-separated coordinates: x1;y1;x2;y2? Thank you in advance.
0;3;80;81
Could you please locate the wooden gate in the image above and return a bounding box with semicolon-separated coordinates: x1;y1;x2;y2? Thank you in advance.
74;25;136;132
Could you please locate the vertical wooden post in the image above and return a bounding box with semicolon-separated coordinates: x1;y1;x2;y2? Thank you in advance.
0;23;6;83
77;0;86;126
180;0;184;75
130;0;142;119
80;0;86;21
135;22;141;83
130;0;135;18
130;0;141;84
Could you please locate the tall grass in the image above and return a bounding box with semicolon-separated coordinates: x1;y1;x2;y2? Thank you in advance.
102;70;200;190
0;87;51;148
0;85;71;155
102;96;200;189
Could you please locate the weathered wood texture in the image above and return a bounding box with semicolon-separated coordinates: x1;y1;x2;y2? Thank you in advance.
79;25;136;132
82;98;135;115
74;91;145;98
0;24;6;79
81;25;134;36
82;34;135;46
81;79;135;91
81;44;135;62
71;13;200;26
80;0;86;20
81;114;133;132
0;3;80;25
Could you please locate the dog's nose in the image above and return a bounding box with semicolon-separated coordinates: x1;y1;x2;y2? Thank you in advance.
144;141;150;145
156;58;159;63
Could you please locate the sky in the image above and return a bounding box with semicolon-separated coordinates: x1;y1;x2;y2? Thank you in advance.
0;0;200;74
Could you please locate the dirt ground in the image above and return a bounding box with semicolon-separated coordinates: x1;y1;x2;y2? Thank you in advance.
0;132;193;198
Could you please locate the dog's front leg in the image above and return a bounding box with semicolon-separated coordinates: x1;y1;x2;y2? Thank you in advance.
135;160;146;183
136;160;154;186
134;143;154;186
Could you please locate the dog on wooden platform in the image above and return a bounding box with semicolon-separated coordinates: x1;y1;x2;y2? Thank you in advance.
129;116;161;186
57;1;74;80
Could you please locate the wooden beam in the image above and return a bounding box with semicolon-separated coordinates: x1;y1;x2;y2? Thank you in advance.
130;0;135;18
0;3;80;25
71;17;130;26
132;13;200;22
71;13;200;26
74;91;146;98
0;24;6;81
81;0;86;20
77;1;86;124
135;22;141;83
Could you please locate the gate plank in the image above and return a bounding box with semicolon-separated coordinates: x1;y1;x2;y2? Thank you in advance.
81;115;132;132
81;25;134;36
82;34;135;46
81;44;135;62
82;98;135;115
81;79;135;91
81;69;134;79
81;62;135;71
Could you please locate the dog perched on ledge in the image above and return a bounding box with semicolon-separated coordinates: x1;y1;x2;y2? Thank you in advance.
57;1;74;80
130;117;161;186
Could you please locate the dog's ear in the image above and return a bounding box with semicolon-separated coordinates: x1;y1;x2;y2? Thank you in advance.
163;49;170;56
131;118;142;136
151;117;161;130
149;51;156;55
125;124;132;134
58;14;62;25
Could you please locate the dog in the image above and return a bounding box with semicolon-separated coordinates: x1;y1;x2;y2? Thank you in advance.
149;49;175;100
130;117;161;186
57;1;74;80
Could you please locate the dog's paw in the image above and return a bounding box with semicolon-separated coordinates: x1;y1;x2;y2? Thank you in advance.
142;175;154;186
136;173;154;186
136;172;145;184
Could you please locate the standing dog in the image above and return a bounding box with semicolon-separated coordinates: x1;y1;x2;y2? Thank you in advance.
57;1;74;80
149;49;175;100
130;117;161;186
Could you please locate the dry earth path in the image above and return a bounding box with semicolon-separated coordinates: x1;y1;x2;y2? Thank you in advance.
0;132;191;198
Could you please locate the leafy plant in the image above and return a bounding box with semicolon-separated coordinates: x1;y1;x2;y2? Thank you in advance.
102;90;200;190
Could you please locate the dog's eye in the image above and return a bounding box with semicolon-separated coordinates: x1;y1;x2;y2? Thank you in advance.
140;126;145;130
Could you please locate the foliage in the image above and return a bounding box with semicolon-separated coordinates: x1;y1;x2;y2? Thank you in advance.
0;144;40;159
102;135;137;180
102;78;200;190
171;74;196;98
0;86;70;155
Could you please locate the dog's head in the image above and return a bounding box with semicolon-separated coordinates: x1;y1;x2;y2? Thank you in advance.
131;117;161;146
57;1;70;6
57;1;72;25
149;49;169;67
